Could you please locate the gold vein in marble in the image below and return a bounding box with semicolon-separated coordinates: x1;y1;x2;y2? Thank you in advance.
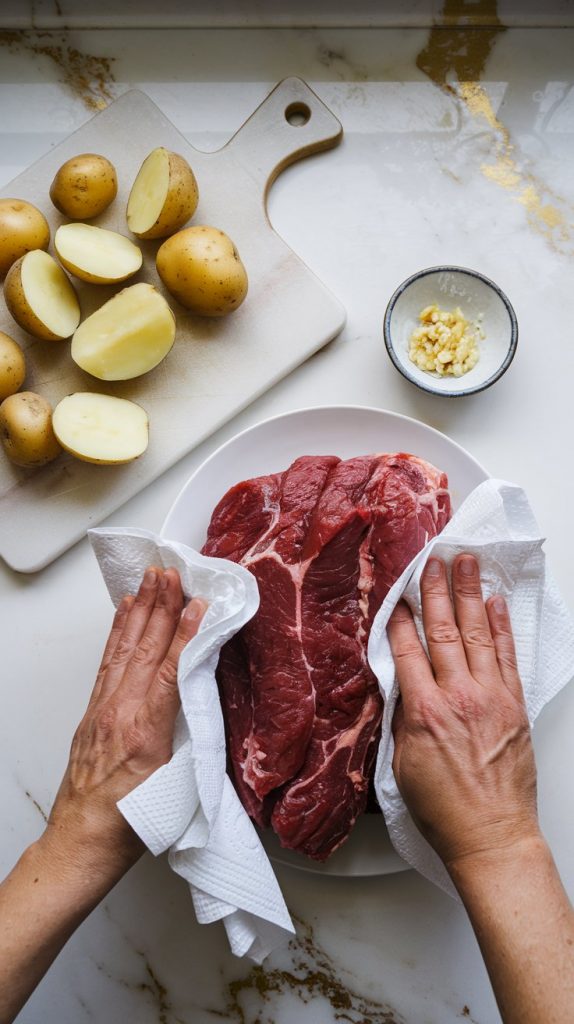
0;30;116;110
216;917;403;1023
458;81;571;250
417;0;574;254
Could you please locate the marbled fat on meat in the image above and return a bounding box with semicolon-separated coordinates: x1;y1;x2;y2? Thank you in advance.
202;452;451;859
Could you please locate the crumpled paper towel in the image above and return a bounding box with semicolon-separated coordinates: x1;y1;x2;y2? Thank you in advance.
369;479;574;898
89;527;295;963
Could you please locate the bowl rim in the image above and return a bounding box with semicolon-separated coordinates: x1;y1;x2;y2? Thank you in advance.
383;264;519;397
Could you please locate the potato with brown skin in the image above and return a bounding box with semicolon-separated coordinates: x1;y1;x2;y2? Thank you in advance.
0;332;26;401
0;391;61;467
127;148;199;240
4;250;81;342
49;154;117;220
156;226;248;316
0;199;50;278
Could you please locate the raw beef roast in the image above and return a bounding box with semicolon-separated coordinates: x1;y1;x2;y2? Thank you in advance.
202;452;451;860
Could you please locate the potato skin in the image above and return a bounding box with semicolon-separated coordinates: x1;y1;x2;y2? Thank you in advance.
156;225;248;316
0;391;61;467
0;199;50;278
128;149;199;240
0;332;26;401
4;254;78;342
49;153;117;219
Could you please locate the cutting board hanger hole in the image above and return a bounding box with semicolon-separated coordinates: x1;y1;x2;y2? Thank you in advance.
285;102;311;126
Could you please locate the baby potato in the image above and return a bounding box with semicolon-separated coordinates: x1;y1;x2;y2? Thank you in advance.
4;250;81;341
55;223;142;284
156;226;248;316
71;282;175;381
49;153;117;220
53;392;149;465
126;147;198;240
0;331;26;401
0;391;61;467
0;198;50;278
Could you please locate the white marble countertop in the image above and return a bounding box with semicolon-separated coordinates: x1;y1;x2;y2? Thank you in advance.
1;21;574;1024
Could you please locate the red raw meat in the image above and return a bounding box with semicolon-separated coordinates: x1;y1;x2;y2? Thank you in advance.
202;452;450;859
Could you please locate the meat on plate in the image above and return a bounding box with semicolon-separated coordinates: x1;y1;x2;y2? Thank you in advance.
202;452;451;860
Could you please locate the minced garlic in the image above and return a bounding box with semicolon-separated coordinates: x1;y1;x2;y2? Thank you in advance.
409;304;482;378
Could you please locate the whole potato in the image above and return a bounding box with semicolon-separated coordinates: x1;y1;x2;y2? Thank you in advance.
156;226;248;316
0;331;26;401
0;391;61;467
49;153;117;220
0;198;50;278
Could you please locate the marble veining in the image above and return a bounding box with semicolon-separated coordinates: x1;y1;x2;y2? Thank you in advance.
1;15;574;1024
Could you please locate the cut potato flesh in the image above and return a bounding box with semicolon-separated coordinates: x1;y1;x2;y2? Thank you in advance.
53;392;149;464
71;282;176;381
127;148;170;234
126;147;198;239
20;250;81;338
55;223;142;283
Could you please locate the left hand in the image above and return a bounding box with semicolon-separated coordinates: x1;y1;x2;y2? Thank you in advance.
41;567;206;887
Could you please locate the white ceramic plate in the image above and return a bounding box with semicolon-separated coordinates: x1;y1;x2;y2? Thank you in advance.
161;405;489;877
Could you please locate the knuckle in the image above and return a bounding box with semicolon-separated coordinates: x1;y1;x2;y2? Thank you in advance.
96;705;118;738
461;627;495;649
449;687;483;721
155;660;178;692
421;576;446;597
454;578;482;599
112;635;136;662
426;622;460;646
122;723;147;757
410;697;445;732
393;644;423;664
497;647;518;671
131;634;159;667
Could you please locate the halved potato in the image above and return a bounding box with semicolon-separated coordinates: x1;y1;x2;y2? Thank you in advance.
55;223;143;284
126;147;198;240
0;198;50;278
4;250;81;341
49;154;117;220
71;282;175;381
53;392;149;464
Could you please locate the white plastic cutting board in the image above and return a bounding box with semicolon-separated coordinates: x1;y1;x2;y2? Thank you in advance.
0;82;345;572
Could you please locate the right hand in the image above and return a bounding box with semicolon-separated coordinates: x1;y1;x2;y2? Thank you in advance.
387;553;540;874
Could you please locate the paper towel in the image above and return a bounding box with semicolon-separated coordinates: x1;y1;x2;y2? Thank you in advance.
89;527;295;963
369;479;574;897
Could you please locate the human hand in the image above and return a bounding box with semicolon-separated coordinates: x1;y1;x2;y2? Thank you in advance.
387;554;539;876
41;567;206;889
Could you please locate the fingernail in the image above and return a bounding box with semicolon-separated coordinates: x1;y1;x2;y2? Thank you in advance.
425;557;442;577
160;573;170;590
145;569;157;585
491;595;506;614
458;556;476;577
185;598;204;620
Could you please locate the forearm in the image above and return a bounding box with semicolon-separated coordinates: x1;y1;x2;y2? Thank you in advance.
0;834;126;1024
449;834;574;1024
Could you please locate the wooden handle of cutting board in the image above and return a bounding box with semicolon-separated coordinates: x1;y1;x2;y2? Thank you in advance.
225;77;343;197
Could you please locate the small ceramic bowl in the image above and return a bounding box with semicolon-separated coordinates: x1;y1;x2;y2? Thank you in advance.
383;266;518;397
